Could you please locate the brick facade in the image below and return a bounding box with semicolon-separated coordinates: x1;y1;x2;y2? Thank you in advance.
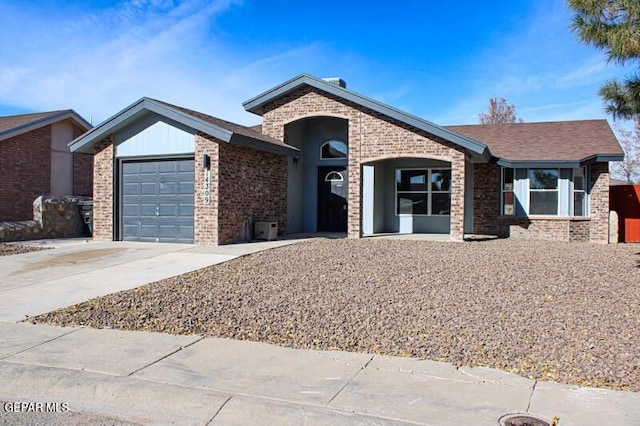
497;216;591;242
261;87;467;240
588;162;610;243
92;138;114;241
0;123;93;222
0;125;52;221
217;142;287;244
472;163;500;235
194;133;219;245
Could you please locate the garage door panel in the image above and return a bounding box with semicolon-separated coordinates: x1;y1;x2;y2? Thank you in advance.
178;204;194;217
139;225;157;238
158;204;177;216
122;163;139;174
178;181;194;195
122;204;139;216
139;182;157;195
121;159;194;243
159;181;176;194
122;183;139;195
178;161;195;172
122;225;140;240
138;163;157;174
158;162;177;173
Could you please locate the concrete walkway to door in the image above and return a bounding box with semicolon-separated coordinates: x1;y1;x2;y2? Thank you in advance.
0;238;302;322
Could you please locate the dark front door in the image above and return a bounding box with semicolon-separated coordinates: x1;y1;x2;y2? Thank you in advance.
317;166;348;232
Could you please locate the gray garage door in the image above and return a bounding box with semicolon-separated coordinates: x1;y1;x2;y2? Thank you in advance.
121;159;195;243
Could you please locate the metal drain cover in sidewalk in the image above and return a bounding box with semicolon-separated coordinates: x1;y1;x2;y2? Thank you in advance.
499;413;552;426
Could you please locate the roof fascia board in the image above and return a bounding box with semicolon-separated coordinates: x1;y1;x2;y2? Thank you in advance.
69;99;150;152
69;98;235;153
581;154;624;164
497;159;582;168
1;110;91;142
498;154;624;168
230;134;299;157
243;74;488;156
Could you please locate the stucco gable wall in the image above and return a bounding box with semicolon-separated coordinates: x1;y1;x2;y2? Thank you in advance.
261;87;466;240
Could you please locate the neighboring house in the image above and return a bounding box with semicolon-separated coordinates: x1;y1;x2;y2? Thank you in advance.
0;110;93;221
69;74;624;244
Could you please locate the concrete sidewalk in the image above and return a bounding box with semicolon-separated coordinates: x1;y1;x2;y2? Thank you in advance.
0;239;300;322
0;323;638;425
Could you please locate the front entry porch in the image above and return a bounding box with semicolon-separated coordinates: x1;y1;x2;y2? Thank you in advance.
361;158;454;236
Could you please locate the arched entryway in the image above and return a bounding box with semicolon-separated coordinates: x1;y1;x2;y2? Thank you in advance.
284;116;348;233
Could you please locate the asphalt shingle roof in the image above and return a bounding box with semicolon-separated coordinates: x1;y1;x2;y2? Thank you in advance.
0;110;68;134
445;120;623;162
153;100;293;150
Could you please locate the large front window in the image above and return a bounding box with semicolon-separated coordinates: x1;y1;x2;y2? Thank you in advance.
529;169;559;215
396;169;451;215
500;167;589;217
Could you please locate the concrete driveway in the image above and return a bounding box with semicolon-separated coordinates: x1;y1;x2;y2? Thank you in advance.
0;238;298;322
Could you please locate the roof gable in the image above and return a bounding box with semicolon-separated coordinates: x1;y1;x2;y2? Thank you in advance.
0;110;92;142
243;74;489;156
69;98;298;157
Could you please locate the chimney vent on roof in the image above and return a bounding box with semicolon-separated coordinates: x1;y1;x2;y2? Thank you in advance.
322;77;346;88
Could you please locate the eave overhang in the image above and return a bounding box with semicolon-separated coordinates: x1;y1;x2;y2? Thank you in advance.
69;98;298;157
0;110;92;142
496;153;625;169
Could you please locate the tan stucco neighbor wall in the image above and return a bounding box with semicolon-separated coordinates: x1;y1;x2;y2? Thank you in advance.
260;87;467;240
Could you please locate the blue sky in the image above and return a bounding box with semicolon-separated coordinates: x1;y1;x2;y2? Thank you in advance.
0;0;634;127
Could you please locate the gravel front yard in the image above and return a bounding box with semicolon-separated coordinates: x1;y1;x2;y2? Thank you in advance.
0;243;49;256
31;238;640;391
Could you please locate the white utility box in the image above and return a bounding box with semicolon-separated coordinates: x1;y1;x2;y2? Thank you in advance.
255;221;278;241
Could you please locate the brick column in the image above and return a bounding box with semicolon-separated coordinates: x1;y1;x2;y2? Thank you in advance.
194;133;218;245
449;151;465;241
92;137;114;241
347;115;361;238
589;163;610;244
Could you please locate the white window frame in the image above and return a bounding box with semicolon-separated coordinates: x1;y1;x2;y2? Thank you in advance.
528;168;560;216
571;167;588;216
320;140;348;160
501;167;590;218
501;168;515;216
395;168;451;216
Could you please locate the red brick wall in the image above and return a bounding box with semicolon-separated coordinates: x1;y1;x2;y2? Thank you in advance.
0;125;52;221
92;137;114;241
261;87;467;240
217;142;287;245
473;163;500;235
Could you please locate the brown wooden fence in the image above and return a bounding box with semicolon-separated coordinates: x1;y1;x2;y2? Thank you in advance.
610;185;640;243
